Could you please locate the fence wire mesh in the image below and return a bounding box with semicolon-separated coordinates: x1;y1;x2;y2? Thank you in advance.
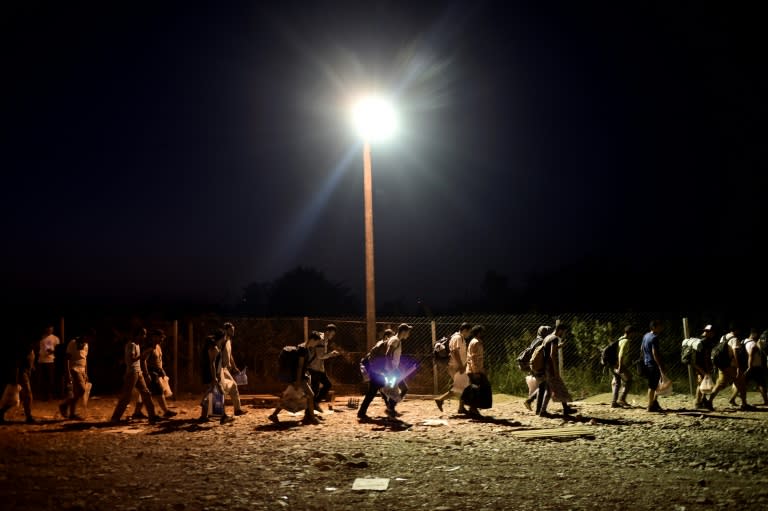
65;312;705;398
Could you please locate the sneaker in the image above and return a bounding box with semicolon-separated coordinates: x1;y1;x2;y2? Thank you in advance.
616;400;629;408
234;409;248;416
163;410;178;418
435;399;444;412
314;405;324;413
220;414;235;424
523;400;532;411
740;404;756;411
267;414;279;424
538;411;553;418
356;413;371;423
197;415;211;423
385;408;397;419
25;416;37;424
611;402;621;408
69;415;85;421
563;406;577;415
132;412;148;419
458;407;469;415
58;403;69;418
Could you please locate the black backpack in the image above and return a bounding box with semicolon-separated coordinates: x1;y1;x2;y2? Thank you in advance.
711;338;732;370
278;345;302;383
600;339;620;367
517;338;543;372
433;336;451;362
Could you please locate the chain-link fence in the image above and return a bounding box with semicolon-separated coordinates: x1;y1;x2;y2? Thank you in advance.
57;312;711;399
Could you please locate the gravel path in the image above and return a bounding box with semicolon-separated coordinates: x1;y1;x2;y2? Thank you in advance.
2;391;768;510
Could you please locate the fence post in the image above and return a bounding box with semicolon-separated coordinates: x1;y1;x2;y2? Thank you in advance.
172;320;179;399
187;322;194;392
683;317;694;396
431;320;438;395
304;317;309;343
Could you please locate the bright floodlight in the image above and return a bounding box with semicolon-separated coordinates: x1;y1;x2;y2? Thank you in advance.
351;95;397;141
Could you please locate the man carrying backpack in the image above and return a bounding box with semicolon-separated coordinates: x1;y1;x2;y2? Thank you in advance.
708;324;753;411
358;324;412;421
537;323;575;418
742;328;767;405
611;325;638;408
269;331;324;425
308;324;340;413
522;325;551;412
434;322;472;414
691;325;716;410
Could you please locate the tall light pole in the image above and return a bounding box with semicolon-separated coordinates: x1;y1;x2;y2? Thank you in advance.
352;95;397;349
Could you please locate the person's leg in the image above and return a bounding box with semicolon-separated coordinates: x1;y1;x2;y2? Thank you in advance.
535;380;547;414
619;372;631;405
358;379;381;419
302;380;318;424
646;366;661;411
228;384;244;415
268;406;282;422
20;370;34;422
611;371;621;406
316;371;332;404
111;372;138;422
135;373;158;420
69;370;87;418
708;369;731;402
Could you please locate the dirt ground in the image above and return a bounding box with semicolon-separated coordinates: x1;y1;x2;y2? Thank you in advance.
2;389;768;511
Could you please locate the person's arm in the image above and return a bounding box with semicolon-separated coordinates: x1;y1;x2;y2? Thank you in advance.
452;346;465;373
209;346;221;390
616;340;625;373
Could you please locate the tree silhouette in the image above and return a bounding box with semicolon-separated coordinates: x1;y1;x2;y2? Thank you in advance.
240;266;360;316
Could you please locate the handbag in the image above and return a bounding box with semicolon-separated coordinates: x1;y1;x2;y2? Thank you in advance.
159;376;173;397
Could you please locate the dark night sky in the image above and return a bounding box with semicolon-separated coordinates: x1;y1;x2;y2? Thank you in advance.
2;1;766;313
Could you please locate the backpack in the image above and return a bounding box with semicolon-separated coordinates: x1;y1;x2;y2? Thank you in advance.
433;336;451;362
600;339;620;367
278;345;302;383
517;338;543;372
681;337;703;365
529;342;547;375
711;338;732;370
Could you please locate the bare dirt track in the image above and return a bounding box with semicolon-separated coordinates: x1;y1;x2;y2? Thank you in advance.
2;391;768;510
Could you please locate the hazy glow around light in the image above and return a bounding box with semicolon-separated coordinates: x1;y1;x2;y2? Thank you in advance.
351;95;397;141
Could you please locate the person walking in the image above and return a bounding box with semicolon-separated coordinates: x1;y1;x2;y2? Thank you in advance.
221;323;247;417
641;320;667;413
464;324;492;418
268;331;323;425
434;322;472;414
708;324;751;410
110;328;162;424
537;323;575;417
308;324;340;412
611;325;638;408
58;331;91;421
522;325;551;412
132;329;177;419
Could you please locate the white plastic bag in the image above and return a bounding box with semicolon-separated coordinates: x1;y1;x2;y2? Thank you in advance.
525;375;538;395
698;374;713;394
159;376;173;397
280;384;307;413
657;374;673;396
451;372;470;394
234;367;248;386
380;384;403;403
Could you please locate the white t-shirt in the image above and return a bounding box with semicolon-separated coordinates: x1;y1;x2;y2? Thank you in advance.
744;339;763;368
39;334;60;364
447;331;467;373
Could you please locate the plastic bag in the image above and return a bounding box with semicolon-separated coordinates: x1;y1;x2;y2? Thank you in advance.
359;361;370;382
699;374;714;394
526;375;538;395
451;372;470;394
0;384;21;408
81;382;93;407
202;385;225;416
159;376;173;397
234;367;248;386
380;384;403;403
280;384;307;413
657;374;673;396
